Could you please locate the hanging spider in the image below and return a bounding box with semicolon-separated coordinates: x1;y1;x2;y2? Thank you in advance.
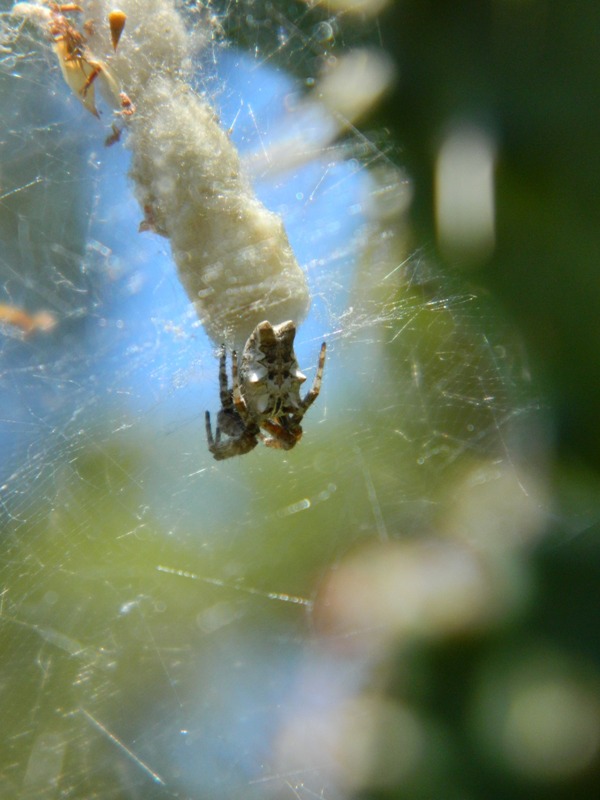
205;321;326;460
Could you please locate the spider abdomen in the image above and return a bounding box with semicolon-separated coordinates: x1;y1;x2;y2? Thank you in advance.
239;321;307;420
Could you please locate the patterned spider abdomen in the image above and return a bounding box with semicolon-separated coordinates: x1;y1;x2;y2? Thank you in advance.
239;321;307;420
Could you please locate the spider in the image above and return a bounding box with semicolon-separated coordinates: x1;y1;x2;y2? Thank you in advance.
205;321;326;460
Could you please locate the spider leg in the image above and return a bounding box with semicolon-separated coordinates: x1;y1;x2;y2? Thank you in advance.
231;349;249;420
298;341;326;418
217;346;232;410
205;410;220;449
209;347;240;436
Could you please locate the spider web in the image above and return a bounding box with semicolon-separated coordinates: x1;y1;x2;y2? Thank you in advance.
0;2;544;798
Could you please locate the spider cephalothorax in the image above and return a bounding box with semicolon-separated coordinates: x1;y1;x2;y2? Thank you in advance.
205;321;326;460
